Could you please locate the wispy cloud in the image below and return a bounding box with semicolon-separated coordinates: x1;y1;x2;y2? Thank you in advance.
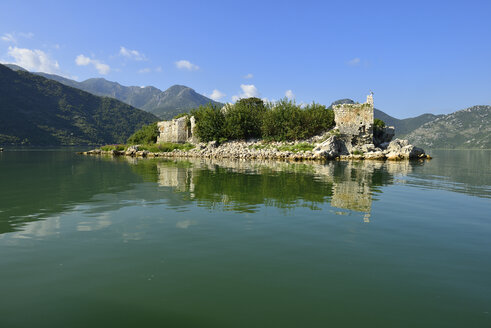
175;59;199;71
1;32;34;44
1;33;16;43
285;89;294;99
244;73;253;79
232;84;259;101
6;46;60;73
75;54;110;75
209;89;226;101
119;46;146;61
138;68;151;74
347;57;361;66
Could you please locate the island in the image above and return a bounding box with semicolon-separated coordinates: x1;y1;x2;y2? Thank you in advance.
82;93;431;161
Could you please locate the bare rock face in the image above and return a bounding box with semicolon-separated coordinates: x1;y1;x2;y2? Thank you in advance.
385;139;425;160
313;136;344;159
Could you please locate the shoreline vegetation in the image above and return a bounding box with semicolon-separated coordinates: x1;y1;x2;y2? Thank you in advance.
81;98;432;161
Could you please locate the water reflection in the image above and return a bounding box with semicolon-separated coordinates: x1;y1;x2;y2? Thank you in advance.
149;158;414;220
1;150;488;237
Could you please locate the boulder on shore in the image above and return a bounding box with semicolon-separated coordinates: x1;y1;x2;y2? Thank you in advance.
384;139;426;160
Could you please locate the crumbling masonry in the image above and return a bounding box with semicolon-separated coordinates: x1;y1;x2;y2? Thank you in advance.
332;93;374;145
156;116;196;144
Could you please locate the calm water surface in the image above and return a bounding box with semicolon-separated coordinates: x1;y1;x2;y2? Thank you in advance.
0;149;490;328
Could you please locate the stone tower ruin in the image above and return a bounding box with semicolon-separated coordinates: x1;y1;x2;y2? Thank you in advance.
332;93;374;145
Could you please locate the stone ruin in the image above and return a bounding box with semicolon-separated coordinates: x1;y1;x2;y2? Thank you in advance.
332;93;394;147
157;116;196;144
332;93;374;145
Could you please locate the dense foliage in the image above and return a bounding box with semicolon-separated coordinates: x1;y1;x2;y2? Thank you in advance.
223;97;265;140
127;122;159;145
191;98;335;142
0;64;158;146
191;104;226;142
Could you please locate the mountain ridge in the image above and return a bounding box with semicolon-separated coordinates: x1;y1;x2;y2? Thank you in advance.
405;105;490;149
0;64;158;146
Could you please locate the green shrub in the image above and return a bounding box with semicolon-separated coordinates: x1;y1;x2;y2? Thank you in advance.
302;103;335;138
127;122;159;145
191;104;226;142
373;118;386;139
262;98;304;141
224;97;265;140
374;118;386;129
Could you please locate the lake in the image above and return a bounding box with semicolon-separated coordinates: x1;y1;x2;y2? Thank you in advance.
0;149;490;328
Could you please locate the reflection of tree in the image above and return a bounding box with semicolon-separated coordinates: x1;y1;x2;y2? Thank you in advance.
153;158;414;219
0;152;419;237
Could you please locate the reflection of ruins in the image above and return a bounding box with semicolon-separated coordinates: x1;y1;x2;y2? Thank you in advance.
153;158;413;222
158;165;194;192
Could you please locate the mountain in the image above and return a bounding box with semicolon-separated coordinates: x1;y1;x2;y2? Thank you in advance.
31;71;221;119
405;105;490;149
330;99;441;136
373;109;442;136
0;64;158;146
4;63;28;72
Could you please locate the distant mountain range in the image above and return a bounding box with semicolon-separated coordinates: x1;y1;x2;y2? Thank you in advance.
5;64;221;120
404;105;490;149
0;64;158;145
3;64;489;149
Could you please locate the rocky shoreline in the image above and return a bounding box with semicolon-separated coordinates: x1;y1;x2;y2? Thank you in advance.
80;134;431;161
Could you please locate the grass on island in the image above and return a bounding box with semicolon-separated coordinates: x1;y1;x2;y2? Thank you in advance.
248;142;314;153
100;142;194;153
277;143;315;153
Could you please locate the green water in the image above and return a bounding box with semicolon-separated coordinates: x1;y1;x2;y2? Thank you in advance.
0;150;490;328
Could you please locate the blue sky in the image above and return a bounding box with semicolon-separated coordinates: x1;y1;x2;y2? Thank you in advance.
1;0;490;118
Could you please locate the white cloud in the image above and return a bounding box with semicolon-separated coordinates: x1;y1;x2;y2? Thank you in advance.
1;32;33;44
244;73;253;79
1;33;16;43
175;59;199;71
75;54;90;66
285;89;295;99
155;66;162;72
6;46;60;73
347;57;361;66
209;89;226;101
138;67;151;74
232;84;259;101
75;54;110;75
119;46;146;61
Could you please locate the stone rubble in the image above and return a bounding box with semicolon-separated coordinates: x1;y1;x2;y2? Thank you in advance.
81;136;430;161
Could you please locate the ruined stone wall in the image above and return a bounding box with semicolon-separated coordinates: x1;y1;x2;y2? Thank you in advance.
332;96;374;144
156;116;191;143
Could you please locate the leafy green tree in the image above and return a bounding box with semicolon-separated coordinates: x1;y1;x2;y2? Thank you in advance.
374;118;386;129
224;97;265;140
302;103;335;138
262;98;304;141
127;122;159;144
191;104;226;142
